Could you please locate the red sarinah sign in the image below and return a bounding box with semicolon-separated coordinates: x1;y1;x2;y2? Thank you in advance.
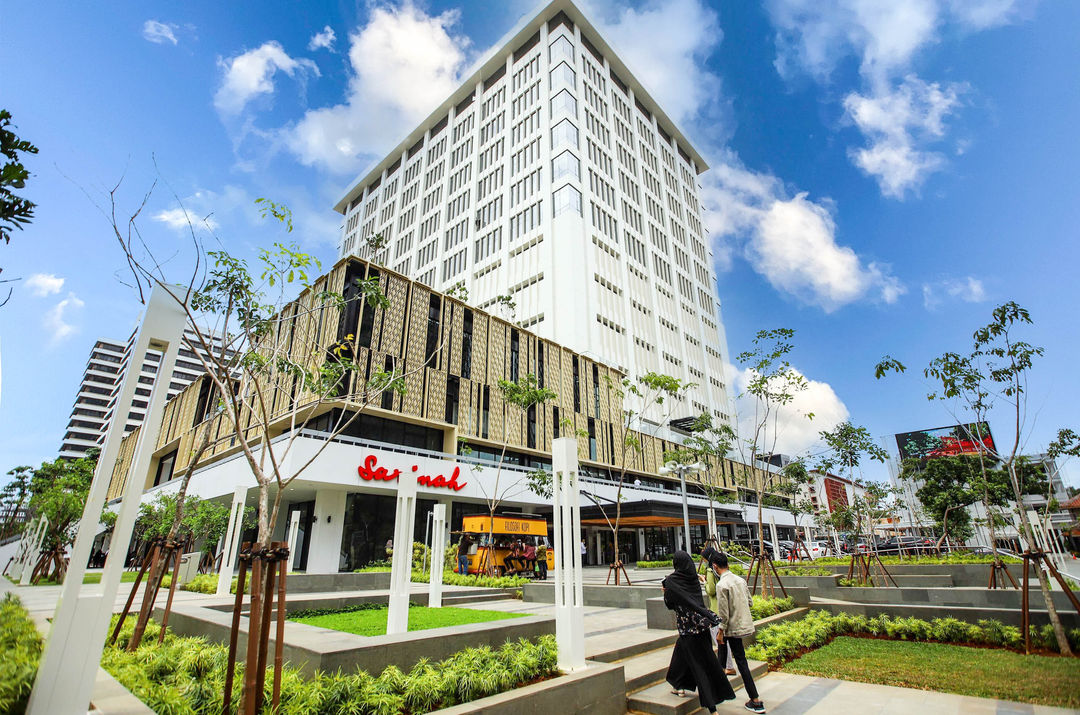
357;454;467;492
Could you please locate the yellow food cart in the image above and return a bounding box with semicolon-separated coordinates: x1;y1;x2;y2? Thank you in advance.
458;515;554;576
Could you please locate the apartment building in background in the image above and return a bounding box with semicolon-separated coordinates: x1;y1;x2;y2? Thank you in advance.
59;328;226;459
333;0;733;437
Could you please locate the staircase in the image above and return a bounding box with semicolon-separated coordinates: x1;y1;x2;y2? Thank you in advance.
588;632;766;714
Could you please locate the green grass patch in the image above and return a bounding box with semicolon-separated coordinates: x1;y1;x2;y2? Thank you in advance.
783;636;1080;709
290;605;525;636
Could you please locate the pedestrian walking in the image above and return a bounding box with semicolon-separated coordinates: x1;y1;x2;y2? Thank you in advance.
706;550;766;714
661;551;736;713
702;547;737;674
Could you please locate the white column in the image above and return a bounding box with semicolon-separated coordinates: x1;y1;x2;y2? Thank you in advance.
307;490;347;574
29;284;186;715
387;474;418;634
637;528;646;561
217;487;247;596
286;510;302;571
594;531;603;565
428;504;448;608
16;515;47;584
707;507;717;544
552;437;585;671
769;516;780;555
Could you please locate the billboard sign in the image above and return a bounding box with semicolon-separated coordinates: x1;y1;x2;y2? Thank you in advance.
895;422;995;462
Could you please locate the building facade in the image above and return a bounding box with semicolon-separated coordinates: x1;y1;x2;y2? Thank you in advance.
59;328;227;459
105;257;795;572
333;0;733;434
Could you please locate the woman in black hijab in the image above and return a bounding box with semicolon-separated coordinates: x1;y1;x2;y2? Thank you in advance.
662;550;736;712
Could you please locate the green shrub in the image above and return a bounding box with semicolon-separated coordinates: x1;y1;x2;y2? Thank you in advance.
636;559;673;569
793;553;1022;567
102;616;559;714
410;570;529;589
750;595;796;620
0;594;42;715
746;609;1080;665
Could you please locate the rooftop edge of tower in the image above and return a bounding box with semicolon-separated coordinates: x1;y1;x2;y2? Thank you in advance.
332;0;711;216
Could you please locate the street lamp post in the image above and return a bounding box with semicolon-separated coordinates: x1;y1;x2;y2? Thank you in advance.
659;461;704;553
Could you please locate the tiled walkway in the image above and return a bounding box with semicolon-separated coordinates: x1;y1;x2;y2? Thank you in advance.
739;672;1079;715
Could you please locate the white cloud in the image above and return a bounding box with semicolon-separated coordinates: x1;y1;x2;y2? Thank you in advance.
152;207;220;232
844;76;964;198
24;273;64;297
286;4;469;174
44;293;84;345
214;42;319;116
308;26;336;51
584;0;726;130
922;275;987;309
764;0;1029;198
731;364;850;457
698;156;904;311
142;20;179;45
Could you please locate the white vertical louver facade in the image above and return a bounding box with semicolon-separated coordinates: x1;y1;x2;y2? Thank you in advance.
334;0;734;432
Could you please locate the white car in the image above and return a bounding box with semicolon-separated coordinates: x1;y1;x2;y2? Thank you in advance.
803;541;831;559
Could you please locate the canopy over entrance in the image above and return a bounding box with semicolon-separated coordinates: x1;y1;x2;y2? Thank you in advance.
578;499;743;528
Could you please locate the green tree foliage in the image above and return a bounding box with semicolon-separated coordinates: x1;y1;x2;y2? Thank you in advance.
0;466;33;535
0;109;38;244
26;451;98;551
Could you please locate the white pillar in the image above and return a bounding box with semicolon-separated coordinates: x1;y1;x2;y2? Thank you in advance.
428;504;448;608
307;490;347;574
637;528;646;561
16;515;47;584
769;516;779;552
217;487;247;596
707;506;717;544
29;284;186;715
594;531;603;565
387;473;418;634
286;510;302;571
552;437;585;671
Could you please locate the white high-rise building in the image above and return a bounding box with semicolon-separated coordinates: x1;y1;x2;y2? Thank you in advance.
334;0;733;431
59;328;228;459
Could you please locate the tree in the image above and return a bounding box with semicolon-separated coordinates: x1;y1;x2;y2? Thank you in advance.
25;452;98;582
108;188;444;709
731;329;813;580
878;302;1073;655
473;374;556;574
0;466;33;536
670;411;739;536
0;109;38;305
909;456;980;549
594;372;689;579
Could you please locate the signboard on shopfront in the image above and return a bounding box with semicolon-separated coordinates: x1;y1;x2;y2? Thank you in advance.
356;453;468;491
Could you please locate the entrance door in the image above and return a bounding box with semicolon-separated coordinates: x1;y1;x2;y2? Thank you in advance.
285;501;315;571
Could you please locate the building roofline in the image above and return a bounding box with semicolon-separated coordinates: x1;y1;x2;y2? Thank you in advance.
333;0;710;215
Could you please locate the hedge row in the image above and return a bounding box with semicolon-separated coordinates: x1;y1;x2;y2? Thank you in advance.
0;594;42;715
746;609;1080;665
103;617;559;714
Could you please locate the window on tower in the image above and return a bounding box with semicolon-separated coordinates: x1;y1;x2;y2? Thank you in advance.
552;150;580;182
551;118;579;150
553;185;582;217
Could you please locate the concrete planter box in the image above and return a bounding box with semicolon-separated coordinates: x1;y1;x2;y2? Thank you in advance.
435;661;625;715
523;582;662;609
285;571;391;592
157;601;554;676
827;585;1078;611
644;600;809;643
819;601;1080;630
781;562;1037;587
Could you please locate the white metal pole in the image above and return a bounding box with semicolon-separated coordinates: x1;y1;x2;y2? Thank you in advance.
678;467;692;552
29;284;186;715
429;504;447;608
387;469;418;634
217;487;247;596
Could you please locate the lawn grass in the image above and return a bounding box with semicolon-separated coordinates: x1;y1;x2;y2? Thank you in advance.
290;605;525;636
782;636;1080;709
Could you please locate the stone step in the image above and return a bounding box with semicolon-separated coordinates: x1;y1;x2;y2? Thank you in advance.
441;592;513;605
587;628;678;663
627;659;768;715
618;646;674;693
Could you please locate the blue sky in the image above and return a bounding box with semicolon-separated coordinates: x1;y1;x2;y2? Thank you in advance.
1;0;1077;488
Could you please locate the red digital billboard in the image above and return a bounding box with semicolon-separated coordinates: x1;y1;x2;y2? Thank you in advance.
894;422;995;462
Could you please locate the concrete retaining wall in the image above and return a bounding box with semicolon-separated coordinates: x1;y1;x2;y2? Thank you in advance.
284;571;391;593
523;582;808;609
157;602;555;676
824;585;1078;611
435;661;626;715
644;600;810;644
782;562;1037;587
